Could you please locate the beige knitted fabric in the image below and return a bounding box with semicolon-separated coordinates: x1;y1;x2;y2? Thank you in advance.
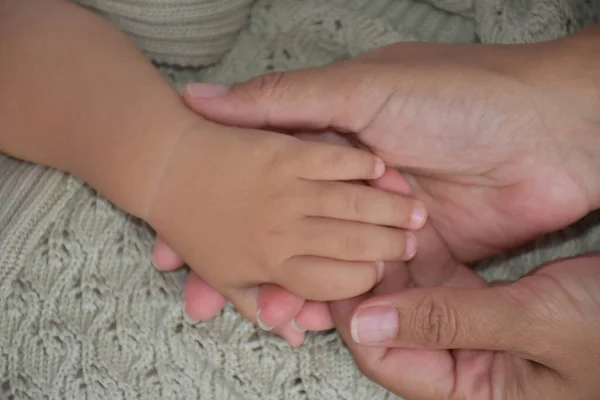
74;0;254;66
1;1;600;399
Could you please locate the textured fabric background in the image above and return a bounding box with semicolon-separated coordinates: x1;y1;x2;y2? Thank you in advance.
1;0;600;399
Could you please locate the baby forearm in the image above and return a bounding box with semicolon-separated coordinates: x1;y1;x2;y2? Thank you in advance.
0;0;199;217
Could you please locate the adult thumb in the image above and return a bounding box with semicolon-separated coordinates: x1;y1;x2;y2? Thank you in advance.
183;64;391;132
349;285;542;353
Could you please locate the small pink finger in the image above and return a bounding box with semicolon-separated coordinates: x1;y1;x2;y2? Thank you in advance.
293;300;334;332
370;168;413;196
257;284;305;329
152;236;186;271
183;272;228;322
272;323;306;348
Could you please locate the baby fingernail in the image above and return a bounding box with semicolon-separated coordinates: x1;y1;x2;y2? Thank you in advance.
291;319;307;333
376;261;385;282
185;83;230;98
351;305;399;344
410;204;427;229
183;311;199;325
404;233;417;260
256;309;274;331
374;158;386;177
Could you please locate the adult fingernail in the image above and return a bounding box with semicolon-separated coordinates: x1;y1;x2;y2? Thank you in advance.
410;203;427;229
185;83;230;98
256;309;273;331
351;305;399;344
404;233;418;260
290;319;307;333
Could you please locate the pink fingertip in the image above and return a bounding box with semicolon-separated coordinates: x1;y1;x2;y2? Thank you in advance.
290;319;307;333
256;309;274;331
374;158;386;178
410;203;427;229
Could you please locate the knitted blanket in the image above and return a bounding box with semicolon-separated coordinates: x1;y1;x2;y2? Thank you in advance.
1;1;600;399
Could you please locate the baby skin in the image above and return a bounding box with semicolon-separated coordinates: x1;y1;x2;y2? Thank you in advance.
0;1;427;333
147;123;427;326
154;128;418;346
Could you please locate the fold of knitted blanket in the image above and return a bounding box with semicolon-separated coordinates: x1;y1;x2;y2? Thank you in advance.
1;1;600;399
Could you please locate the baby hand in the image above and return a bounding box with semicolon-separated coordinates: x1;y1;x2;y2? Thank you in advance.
146;121;425;324
252;133;418;342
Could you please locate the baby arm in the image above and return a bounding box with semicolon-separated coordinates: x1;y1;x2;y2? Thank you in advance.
0;0;426;326
0;0;195;217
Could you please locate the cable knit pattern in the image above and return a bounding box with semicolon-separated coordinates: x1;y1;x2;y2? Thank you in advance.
2;0;600;399
476;0;600;43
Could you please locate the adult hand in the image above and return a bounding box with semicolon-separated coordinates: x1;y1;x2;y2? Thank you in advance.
330;252;600;399
184;26;600;263
154;25;600;344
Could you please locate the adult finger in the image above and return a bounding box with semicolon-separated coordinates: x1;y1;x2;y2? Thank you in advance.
330;260;460;400
333;293;567;400
183;63;396;134
348;284;551;358
331;296;456;400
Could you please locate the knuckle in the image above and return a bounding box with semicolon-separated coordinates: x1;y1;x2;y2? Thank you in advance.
411;295;458;348
231;71;288;126
245;72;286;100
263;138;297;176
